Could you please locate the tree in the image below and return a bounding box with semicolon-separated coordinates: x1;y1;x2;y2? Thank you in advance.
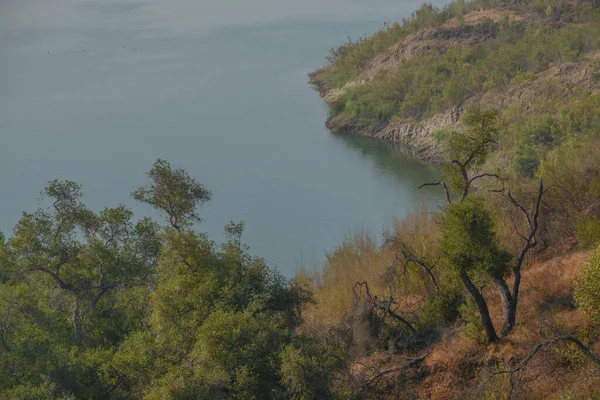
105;160;318;399
439;196;511;344
0;180;160;398
133;159;212;230
492;180;544;335
421;109;548;339
0;160;331;398
420;109;507;344
7;180;159;347
280;336;348;400
420;109;504;203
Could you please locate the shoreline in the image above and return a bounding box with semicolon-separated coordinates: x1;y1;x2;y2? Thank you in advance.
308;68;450;165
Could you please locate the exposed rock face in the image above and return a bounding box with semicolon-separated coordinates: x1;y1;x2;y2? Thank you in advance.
323;108;463;165
310;64;465;164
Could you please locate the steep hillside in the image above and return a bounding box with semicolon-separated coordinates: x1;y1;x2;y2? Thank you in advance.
301;1;600;398
310;0;600;165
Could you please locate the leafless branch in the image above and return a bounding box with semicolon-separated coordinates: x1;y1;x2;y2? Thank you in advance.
419;181;451;204
397;249;440;296
480;335;600;398
353;281;416;333
468;173;505;193
361;353;428;390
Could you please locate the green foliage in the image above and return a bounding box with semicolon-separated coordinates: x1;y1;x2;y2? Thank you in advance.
574;248;600;321
577;216;600;249
459;297;486;343
420;287;463;327
432;128;451;142
440;108;500;195
280;336;348;400
449;108;499;161
440;196;511;278
514;144;540;178
0;160;333;400
133;158;212;228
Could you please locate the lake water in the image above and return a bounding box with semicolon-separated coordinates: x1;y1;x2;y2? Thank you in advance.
0;0;443;275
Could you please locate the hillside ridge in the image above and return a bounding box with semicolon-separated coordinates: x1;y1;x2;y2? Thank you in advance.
309;1;600;164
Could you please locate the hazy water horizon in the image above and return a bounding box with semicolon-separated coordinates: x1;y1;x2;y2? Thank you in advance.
0;0;445;275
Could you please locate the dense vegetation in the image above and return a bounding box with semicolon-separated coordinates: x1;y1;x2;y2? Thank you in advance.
0;160;349;399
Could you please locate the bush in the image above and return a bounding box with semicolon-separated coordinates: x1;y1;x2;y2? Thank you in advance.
577;216;600;248
420;288;463;327
574;248;600;320
460;298;486;343
514;144;540;178
433;129;452;142
279;336;350;400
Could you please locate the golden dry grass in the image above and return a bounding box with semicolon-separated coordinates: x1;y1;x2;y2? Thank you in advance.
418;251;600;399
299;204;440;330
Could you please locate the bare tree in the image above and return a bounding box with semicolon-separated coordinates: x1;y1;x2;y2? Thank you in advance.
480;334;600;398
491;180;543;336
352;281;416;334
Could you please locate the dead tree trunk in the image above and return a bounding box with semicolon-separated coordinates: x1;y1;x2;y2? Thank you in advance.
494;180;545;336
492;276;516;336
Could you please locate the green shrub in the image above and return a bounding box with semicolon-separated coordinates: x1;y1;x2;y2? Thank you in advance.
523;117;561;148
577;216;600;248
574;248;600;320
460;297;486;343
420;288;463;327
514;145;540;178
279;336;349;400
433;129;452;142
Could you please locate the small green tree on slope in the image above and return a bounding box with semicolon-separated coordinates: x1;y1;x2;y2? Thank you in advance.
422;109;546;343
439;196;511;344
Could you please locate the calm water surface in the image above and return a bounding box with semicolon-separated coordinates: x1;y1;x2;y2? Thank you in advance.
0;0;444;275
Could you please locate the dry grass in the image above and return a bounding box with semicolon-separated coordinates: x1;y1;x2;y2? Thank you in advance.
298;229;396;329
299;193;600;399
315;249;600;399
300;205;440;330
417;251;599;399
443;9;525;29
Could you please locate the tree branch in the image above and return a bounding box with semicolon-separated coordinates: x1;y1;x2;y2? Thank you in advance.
480;335;600;397
361;353;428;389
353;281;416;333
398;249;440;296
511;180;543;312
31;266;79;293
468;173;505;193
419;181;451;204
